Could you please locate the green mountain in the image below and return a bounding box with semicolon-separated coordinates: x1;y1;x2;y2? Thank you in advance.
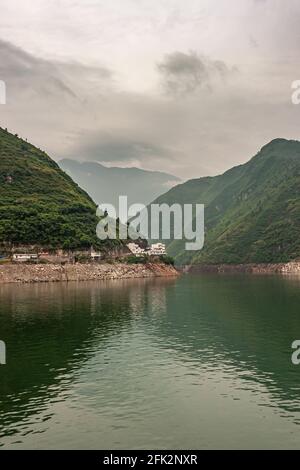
0;127;119;251
150;139;300;265
59;159;180;213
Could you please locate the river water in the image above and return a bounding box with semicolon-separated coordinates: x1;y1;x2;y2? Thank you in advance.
0;273;300;449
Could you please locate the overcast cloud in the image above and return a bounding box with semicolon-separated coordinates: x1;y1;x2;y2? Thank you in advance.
0;0;300;178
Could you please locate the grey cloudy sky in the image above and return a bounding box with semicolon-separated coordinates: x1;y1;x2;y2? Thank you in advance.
1;0;300;178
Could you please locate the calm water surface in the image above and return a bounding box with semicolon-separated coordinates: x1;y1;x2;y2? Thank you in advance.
0;273;300;449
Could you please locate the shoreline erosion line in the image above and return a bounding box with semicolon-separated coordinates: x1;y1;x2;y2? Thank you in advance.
0;262;179;284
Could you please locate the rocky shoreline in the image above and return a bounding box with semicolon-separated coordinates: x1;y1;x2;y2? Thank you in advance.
0;262;179;284
2;260;299;284
185;261;300;275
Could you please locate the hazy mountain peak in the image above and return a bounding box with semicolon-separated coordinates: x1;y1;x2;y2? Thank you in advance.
59;158;181;209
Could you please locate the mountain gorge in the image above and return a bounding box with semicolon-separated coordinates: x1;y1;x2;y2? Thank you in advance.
1;128;299;267
59;159;180;210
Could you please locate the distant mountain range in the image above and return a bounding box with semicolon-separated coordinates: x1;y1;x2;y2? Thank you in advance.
149;138;300;265
2;128;299;266
59;159;180;211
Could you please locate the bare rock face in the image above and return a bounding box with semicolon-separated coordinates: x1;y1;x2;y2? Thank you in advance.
281;262;300;274
0;263;179;284
186;261;300;275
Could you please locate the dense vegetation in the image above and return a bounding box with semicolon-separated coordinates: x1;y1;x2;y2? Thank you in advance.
150;139;300;265
0;127;120;251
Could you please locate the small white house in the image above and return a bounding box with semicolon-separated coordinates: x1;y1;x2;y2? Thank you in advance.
91;250;102;260
13;253;38;262
127;243;146;257
127;242;166;257
149;243;166;256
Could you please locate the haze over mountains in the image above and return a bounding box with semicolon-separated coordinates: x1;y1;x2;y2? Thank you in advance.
1;126;299;267
59;159;180;211
148;139;300;265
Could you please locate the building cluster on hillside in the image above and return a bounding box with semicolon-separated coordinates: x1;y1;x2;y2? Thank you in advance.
6;243;166;263
12;253;38;262
127;242;166;257
11;251;71;263
10;247;102;264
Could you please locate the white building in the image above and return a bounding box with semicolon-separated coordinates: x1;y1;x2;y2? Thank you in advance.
127;242;166;257
13;254;38;262
127;242;146;257
149;243;166;256
91;251;101;260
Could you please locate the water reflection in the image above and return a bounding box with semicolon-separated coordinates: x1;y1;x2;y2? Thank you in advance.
0;279;174;443
0;274;300;448
153;274;300;417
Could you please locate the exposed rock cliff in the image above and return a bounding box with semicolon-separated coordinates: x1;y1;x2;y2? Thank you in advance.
0;262;179;284
187;261;300;274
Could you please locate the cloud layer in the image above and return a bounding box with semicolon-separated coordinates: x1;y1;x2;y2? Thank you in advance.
1;0;300;179
157;51;235;96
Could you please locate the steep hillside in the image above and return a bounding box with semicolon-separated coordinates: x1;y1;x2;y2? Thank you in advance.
150;139;300;265
0;127;119;251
